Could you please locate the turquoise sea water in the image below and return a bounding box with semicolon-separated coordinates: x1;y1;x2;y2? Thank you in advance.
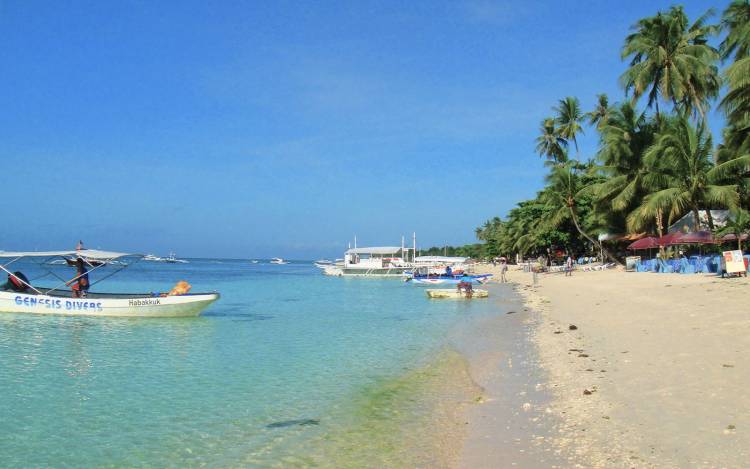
0;259;496;467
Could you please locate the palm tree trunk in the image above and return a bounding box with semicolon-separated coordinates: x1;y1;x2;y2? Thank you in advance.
568;207;621;265
692;208;701;230
706;210;715;230
656;209;666;258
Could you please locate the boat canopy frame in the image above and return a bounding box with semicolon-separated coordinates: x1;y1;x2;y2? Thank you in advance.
0;250;144;295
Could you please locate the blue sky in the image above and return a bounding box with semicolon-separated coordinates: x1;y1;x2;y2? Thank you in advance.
0;0;729;258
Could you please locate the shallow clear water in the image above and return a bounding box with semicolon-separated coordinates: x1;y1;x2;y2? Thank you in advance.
0;259;495;467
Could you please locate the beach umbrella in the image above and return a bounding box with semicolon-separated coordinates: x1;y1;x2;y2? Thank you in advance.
627;237;659;250
657;232;683;246
720;233;749;242
673;231;718;245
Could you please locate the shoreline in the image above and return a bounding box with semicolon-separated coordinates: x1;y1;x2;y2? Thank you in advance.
450;282;565;468
457;265;750;467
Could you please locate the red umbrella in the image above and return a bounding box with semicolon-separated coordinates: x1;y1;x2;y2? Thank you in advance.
657;232;683;246
673;231;718;244
721;233;749;242
627;237;659;250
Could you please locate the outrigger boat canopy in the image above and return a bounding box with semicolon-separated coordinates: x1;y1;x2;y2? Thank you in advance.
344;247;403;255
0;249;137;260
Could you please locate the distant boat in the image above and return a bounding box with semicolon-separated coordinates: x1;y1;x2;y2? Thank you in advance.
315;259;343;269
163;252;189;264
65;257;106;267
270;258;289;265
250;260;259;264
143;252;188;263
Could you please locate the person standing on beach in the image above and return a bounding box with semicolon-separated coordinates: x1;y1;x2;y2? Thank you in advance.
500;258;508;282
565;255;573;277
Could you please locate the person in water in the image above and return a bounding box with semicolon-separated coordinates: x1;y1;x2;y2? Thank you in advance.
67;257;90;298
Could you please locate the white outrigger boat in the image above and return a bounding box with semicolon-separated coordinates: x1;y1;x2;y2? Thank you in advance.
322;246;414;277
0;249;219;318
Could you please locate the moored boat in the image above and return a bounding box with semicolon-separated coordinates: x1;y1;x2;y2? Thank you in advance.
324;246;414;277
407;273;492;285
270;257;289;265
425;289;489;299
0;249;219;318
163;252;189;264
65;257;107;267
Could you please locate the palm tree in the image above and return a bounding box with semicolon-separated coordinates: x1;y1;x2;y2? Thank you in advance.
535;117;567;163
586;94;611;130
541;161;619;263
627;116;738;232
715;208;750;250
554;97;584;154
591;102;661;235
719;1;750;157
720;57;750;148
720;0;750;61
621;6;720;120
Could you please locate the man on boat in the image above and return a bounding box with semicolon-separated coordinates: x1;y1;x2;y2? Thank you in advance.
66;257;90;298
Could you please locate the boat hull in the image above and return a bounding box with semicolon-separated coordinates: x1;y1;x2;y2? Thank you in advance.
425;289;489;299
323;266;411;277
410;275;491;285
0;291;220;318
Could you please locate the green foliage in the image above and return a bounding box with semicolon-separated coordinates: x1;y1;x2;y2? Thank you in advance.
554;97;585;154
621;5;720;119
715;208;750;249
628;115;738;231
719;1;750;158
451;4;748;260
535;117;568;164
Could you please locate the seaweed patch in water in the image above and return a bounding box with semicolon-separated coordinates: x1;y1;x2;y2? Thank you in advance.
384;315;409;322
265;418;320;429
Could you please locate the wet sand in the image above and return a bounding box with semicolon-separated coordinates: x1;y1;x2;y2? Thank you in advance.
450;283;565;468
464;265;750;467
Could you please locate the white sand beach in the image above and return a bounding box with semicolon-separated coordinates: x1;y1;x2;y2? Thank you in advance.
459;266;750;467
